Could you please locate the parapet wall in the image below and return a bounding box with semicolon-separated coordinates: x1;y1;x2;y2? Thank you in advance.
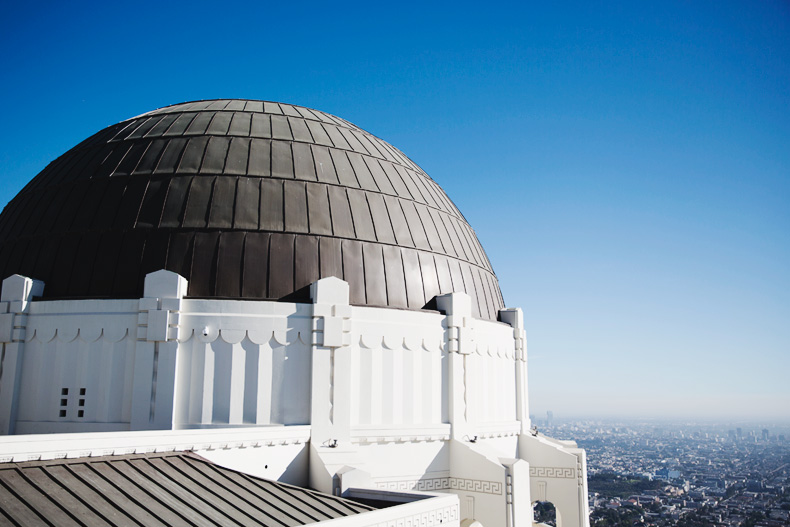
0;271;526;438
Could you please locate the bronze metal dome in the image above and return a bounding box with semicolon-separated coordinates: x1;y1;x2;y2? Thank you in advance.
0;100;504;320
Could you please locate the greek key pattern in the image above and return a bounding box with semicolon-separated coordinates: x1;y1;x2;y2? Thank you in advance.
376;477;502;495
371;504;459;527
530;466;577;479
450;477;503;494
377;477;450;492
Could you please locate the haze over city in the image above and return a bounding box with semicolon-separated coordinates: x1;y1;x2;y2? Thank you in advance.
1;1;787;421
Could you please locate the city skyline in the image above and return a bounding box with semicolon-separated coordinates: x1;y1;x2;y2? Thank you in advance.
1;1;787;420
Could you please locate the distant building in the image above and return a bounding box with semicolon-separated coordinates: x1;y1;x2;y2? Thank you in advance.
655;468;681;481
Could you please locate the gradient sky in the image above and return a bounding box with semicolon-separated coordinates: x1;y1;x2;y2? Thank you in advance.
1;1;788;421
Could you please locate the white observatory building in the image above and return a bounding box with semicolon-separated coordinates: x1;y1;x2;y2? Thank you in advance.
0;100;589;527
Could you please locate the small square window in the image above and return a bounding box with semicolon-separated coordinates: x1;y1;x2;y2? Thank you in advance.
78;410;84;418
59;410;66;418
79;388;86;396
61;388;68;395
60;399;67;407
79;399;85;407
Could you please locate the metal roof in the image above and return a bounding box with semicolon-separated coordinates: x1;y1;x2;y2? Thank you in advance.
0;99;504;320
0;451;374;526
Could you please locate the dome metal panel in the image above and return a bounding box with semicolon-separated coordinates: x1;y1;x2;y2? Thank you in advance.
0;100;505;320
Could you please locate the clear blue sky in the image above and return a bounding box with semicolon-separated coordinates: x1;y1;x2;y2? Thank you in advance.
1;0;788;421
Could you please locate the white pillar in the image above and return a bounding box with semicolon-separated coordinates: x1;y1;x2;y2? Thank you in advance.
309;276;352;445
436;292;474;441
500;307;530;433
308;277;358;494
130;270;187;431
0;275;44;435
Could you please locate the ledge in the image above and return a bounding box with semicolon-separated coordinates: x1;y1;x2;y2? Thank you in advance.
351;424;452;444
0;425;311;463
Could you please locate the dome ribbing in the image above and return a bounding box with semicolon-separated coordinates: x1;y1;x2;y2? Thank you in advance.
0;100;504;320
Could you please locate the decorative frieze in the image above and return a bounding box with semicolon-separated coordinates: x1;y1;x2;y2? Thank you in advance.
529;466;577;479
369;503;459;527
376;476;503;495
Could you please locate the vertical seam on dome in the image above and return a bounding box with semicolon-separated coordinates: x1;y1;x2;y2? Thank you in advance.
287;142;296;180
172;112;200;138
280;179;286;234
445;217;470;262
136;236;149;297
102;176;129;230
429;253;441;301
302;180;311;235
441;257;454;293
323;185;335;237
362;192;376;243
317;235;323;280
221;136;233;176
230;178;240;230
239;232;247;299
317;122;335;149
131;179;152;229
322;157;340;237
416;249;427;308
390;165;417;202
109;119;143;142
284;117;298;143
305;118;319;145
138;140;168;177
204;177;217;229
370;158;396;197
339;238;346;292
340;150;362;190
476;267;492;321
468;227;489;270
264;233;272;300
381;193;399;249
346;152;380;194
455;259;467;297
174;176;194;228
159;113;181;136
398;248;408;308
421;205;447;254
162;231;173;275
256;179;263;231
360;241;368;306
157;138;189;176
268;136;274;191
243;138;252;177
367;135;397;164
380;244;389;306
342;187;356;240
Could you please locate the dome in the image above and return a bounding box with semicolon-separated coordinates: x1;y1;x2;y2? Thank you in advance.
0;100;504;320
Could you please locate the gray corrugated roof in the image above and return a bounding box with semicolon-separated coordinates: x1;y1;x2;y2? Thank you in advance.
0;99;504;320
0;451;374;526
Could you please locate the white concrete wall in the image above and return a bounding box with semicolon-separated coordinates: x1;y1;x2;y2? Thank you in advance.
16;299;139;434
350;307;447;429
322;492;460;527
0;271;591;527
520;433;591;527
465;317;519;427
173;299;312;428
